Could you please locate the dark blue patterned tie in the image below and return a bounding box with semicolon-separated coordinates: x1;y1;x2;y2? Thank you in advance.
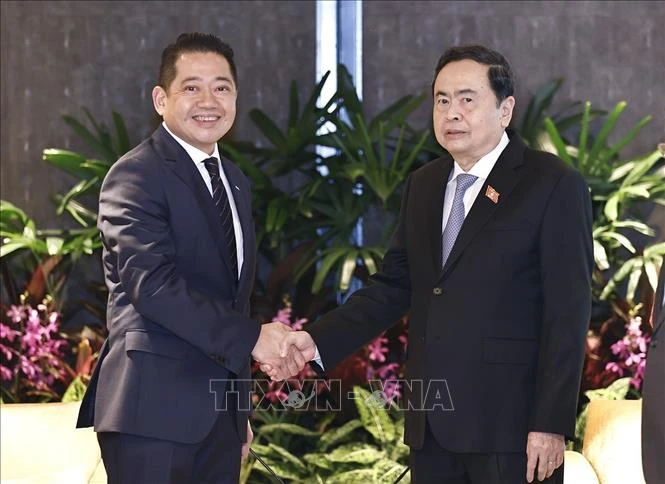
202;157;238;279
441;173;478;268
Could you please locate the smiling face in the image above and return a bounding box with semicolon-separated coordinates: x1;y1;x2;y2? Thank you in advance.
432;59;514;169
152;51;237;154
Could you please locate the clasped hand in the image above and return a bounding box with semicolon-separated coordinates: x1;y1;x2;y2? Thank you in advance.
250;323;317;380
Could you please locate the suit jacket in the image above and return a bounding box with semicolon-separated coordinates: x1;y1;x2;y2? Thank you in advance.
307;130;593;452
642;263;665;483
77;126;260;444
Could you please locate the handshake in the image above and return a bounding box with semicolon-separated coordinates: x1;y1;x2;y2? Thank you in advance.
250;322;318;381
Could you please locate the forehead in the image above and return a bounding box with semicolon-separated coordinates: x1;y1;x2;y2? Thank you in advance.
172;51;233;81
434;59;491;92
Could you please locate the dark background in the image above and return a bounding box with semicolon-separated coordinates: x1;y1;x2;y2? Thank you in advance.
2;1;663;235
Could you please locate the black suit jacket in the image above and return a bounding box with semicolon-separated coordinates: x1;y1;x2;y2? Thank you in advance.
77;126;260;444
642;263;665;483
307;131;593;452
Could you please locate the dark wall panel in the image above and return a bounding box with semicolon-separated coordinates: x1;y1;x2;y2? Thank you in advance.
363;1;664;156
1;0;315;226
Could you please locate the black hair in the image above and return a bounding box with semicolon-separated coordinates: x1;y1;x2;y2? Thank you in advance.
158;32;237;90
432;45;514;104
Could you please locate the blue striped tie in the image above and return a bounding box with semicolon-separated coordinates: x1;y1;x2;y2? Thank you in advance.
203;157;238;279
441;173;477;268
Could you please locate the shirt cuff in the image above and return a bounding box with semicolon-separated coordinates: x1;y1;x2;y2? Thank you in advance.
312;347;324;370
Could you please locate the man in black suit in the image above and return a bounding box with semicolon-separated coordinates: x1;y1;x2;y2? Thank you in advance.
267;45;593;483
76;33;299;483
642;261;665;483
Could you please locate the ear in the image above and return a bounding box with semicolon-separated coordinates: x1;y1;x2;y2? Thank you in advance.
152;86;167;116
499;96;515;128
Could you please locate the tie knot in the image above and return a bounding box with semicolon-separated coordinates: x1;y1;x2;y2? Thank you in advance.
202;157;220;178
456;173;478;193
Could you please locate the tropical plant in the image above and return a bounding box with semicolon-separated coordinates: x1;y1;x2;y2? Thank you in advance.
222;65;431;321
244;386;410;483
0;301;70;402
0;294;105;404
0;200;102;309
516;77;604;150
1;109;133;314
543;101;665;306
42;107;132;231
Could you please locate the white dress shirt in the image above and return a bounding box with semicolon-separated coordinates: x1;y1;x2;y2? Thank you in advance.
162;122;244;278
440;131;509;234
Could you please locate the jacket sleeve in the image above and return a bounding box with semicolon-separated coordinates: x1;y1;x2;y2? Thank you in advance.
99;157;261;375
530;168;593;438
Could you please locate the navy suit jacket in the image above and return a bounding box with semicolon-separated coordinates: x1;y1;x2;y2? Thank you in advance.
77;126;260;444
307;130;593;452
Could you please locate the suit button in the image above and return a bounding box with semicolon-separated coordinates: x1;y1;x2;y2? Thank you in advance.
651;340;658;348
433;287;443;296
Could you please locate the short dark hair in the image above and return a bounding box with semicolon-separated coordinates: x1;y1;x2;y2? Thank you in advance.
432;45;514;104
158;32;238;91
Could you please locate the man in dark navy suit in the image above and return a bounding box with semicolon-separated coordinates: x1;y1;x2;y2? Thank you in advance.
269;45;594;483
76;33;301;483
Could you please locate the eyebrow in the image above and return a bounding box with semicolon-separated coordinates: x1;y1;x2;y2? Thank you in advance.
434;88;478;97
180;76;234;84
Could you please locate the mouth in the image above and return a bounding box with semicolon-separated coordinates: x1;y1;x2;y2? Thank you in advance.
192;115;221;123
445;129;466;136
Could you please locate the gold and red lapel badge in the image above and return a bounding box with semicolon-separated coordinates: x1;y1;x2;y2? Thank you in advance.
485;185;500;204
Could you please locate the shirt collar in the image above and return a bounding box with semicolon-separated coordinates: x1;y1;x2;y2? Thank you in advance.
449;131;509;183
162;122;221;163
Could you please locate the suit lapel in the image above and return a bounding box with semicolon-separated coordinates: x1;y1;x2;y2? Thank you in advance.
438;133;526;282
153;127;237;287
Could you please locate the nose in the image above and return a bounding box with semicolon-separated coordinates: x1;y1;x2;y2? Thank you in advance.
197;87;217;107
445;99;461;121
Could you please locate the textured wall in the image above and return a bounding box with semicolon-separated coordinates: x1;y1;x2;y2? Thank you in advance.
362;0;665;241
1;0;315;227
363;1;664;156
2;0;664;232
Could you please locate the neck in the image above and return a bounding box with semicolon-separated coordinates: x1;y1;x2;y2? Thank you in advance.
456;158;479;172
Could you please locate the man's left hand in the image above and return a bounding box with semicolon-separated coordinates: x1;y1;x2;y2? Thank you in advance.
526;431;564;482
241;421;253;461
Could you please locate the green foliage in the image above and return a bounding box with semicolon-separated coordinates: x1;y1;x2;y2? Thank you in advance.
244;385;410;483
1;109;132;320
43;107;131;230
517;78;604;150
542;101;664;304
0;201;98;260
223;64;431;319
61;375;88;403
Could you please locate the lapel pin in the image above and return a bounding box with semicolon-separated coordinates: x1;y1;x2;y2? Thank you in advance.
485;185;500;204
234;185;240;191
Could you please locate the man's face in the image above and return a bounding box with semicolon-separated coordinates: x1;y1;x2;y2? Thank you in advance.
432;59;514;167
153;51;236;154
